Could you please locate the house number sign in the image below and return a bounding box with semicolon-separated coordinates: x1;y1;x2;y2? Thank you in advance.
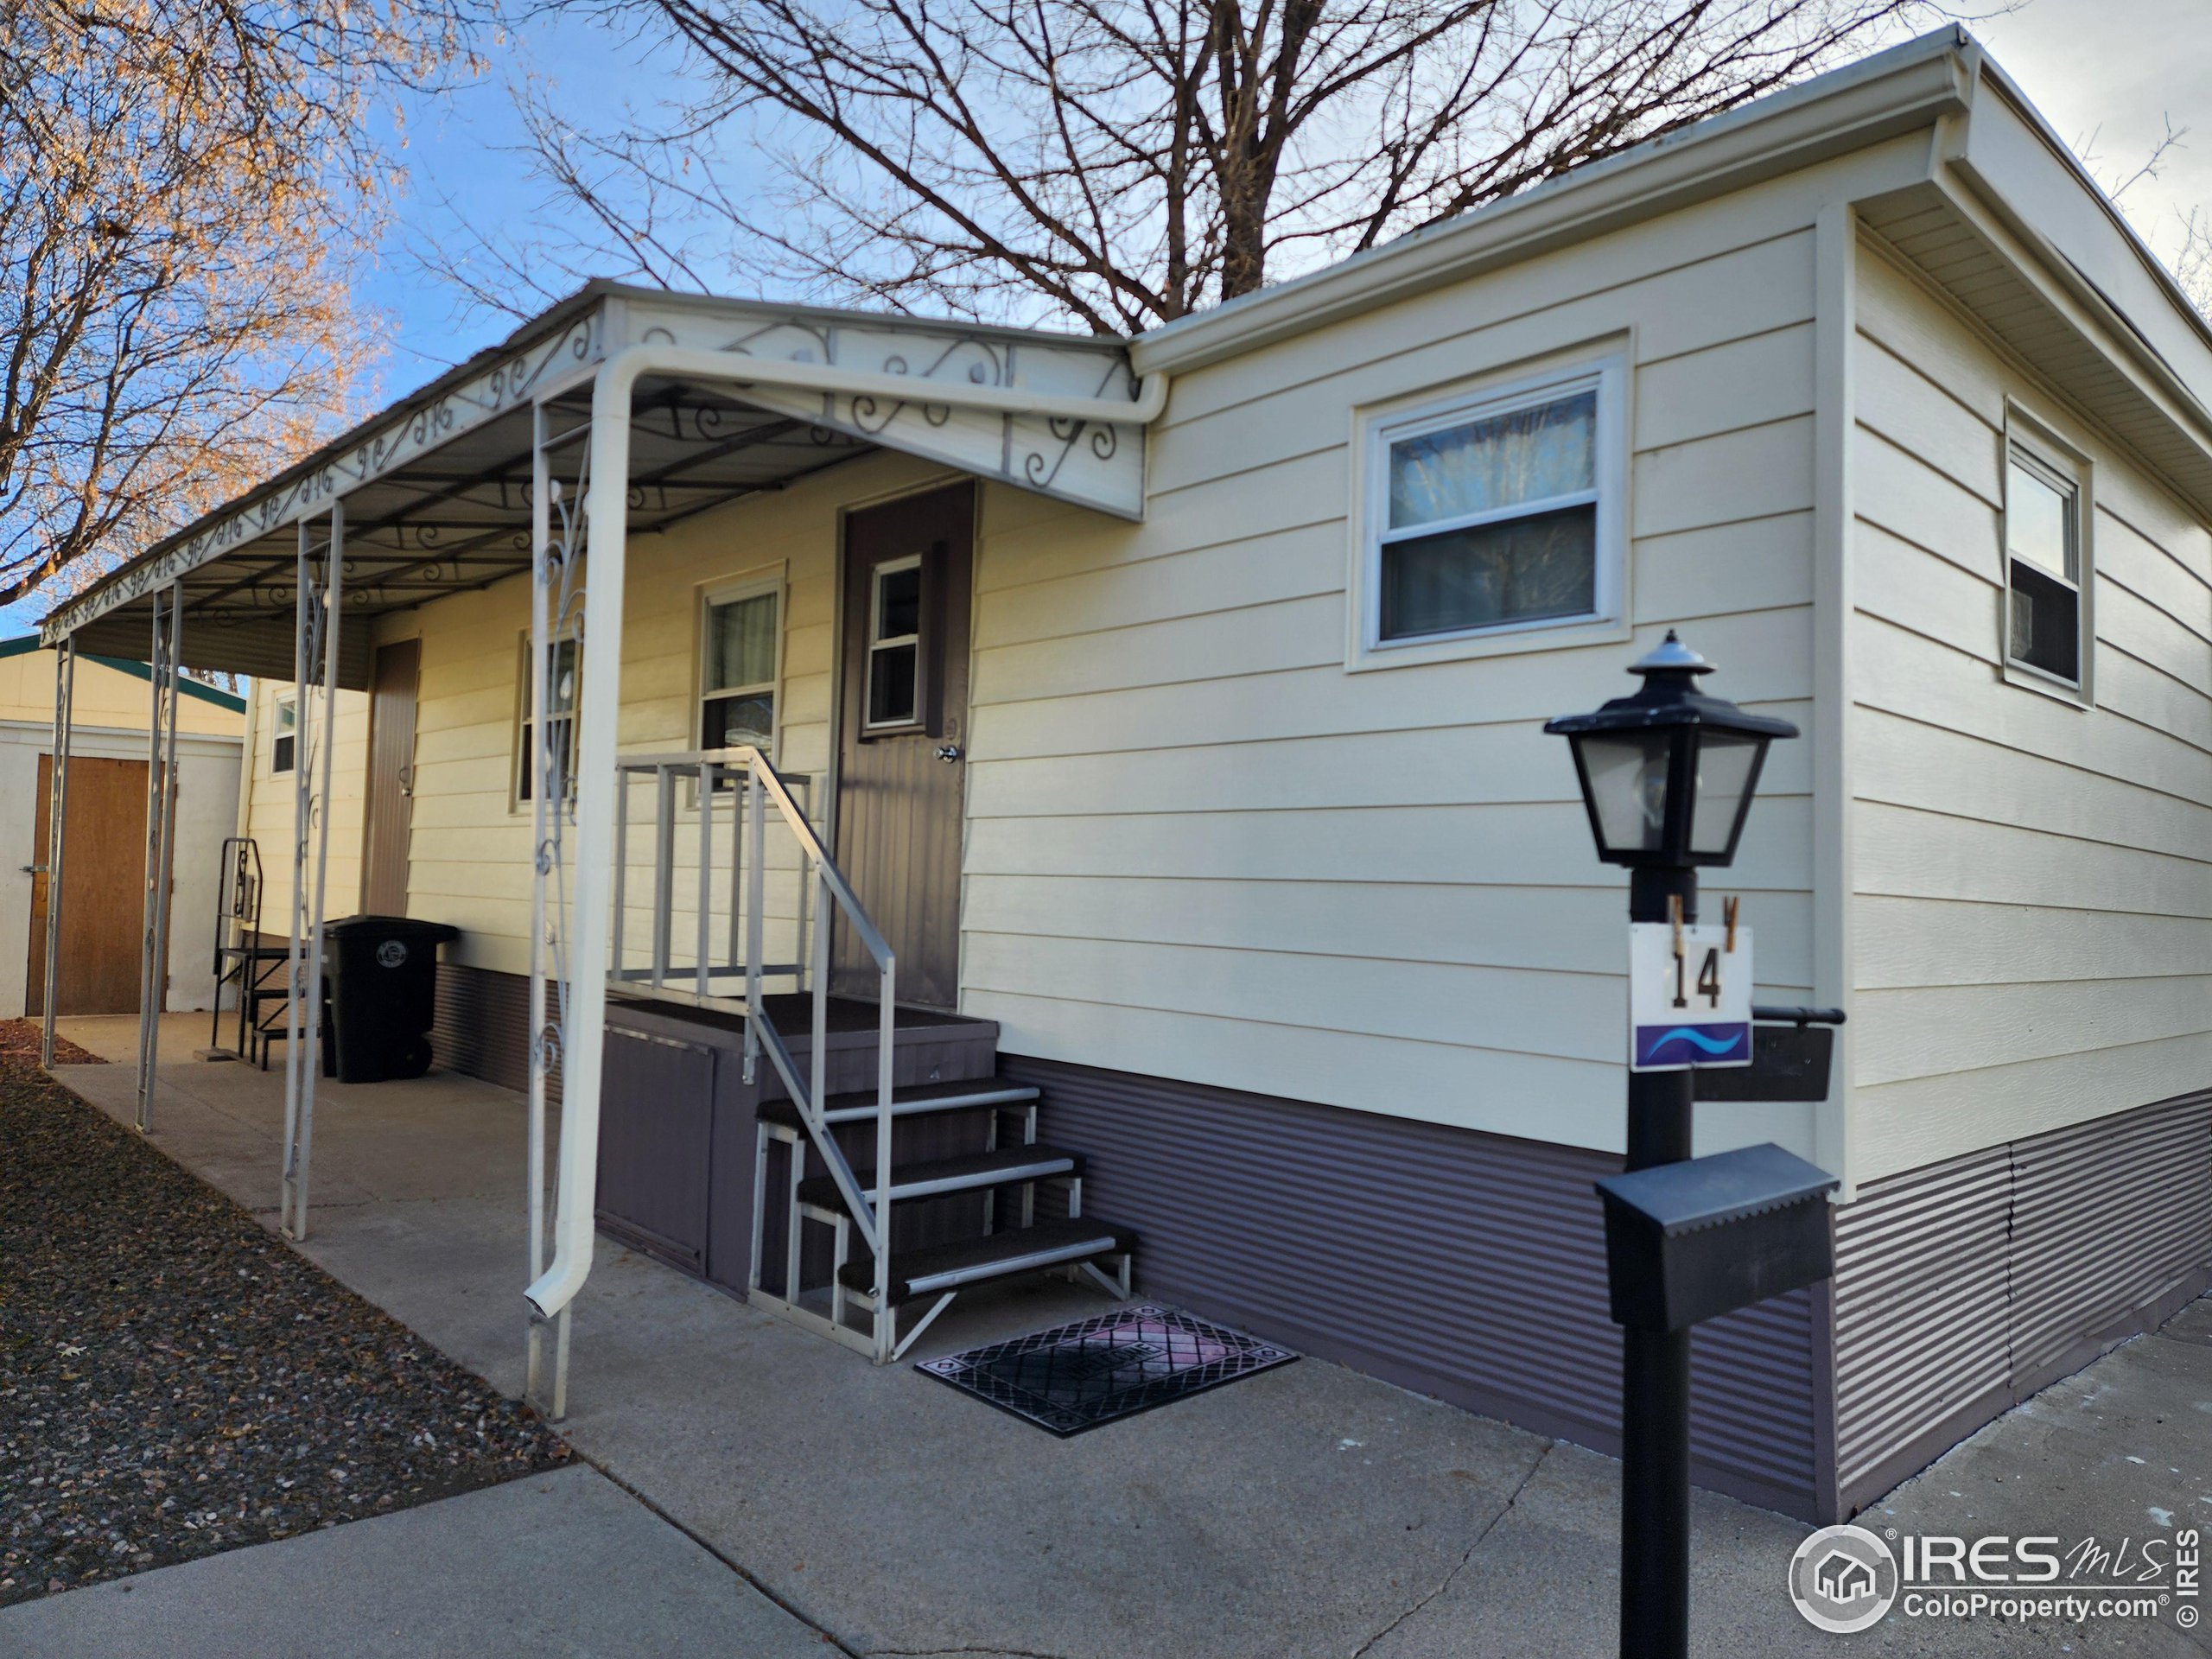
1628;912;1751;1071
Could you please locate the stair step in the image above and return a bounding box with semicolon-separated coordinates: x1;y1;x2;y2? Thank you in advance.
797;1145;1083;1212
759;1076;1039;1130
839;1217;1137;1306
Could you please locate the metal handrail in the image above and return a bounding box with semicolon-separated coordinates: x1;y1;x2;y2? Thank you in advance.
609;745;897;1342
608;750;812;1005
741;749;894;1297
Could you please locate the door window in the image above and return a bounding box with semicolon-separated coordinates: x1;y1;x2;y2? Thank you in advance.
864;555;924;729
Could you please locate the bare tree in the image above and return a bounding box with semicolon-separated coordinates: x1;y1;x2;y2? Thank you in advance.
477;0;1941;334
2172;208;2212;321
0;1;480;610
2073;116;2212;325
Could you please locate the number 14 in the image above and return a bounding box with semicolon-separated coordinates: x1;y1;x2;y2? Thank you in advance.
1674;947;1720;1010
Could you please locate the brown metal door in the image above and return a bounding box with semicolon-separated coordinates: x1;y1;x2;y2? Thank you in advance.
832;483;974;1008
362;639;420;914
26;754;154;1016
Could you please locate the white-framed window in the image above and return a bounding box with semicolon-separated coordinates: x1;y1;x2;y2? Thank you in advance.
270;692;296;774
1356;354;1627;665
863;553;924;729
515;632;581;806
699;577;782;760
2002;433;2087;691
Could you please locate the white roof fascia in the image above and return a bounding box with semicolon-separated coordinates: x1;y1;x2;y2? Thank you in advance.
1130;28;1975;378
42;302;613;645
1941;47;2212;433
619;295;1149;519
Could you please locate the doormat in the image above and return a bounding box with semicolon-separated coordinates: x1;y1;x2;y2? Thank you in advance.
916;1304;1297;1436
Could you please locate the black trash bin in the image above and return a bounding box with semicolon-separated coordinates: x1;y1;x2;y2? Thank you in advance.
321;915;460;1083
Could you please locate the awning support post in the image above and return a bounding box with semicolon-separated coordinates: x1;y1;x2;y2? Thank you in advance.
134;583;184;1131
39;639;76;1068
280;505;343;1239
525;400;588;1421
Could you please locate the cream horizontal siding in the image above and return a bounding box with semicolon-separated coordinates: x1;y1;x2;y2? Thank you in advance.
242;677;370;927
963;180;1844;1155
396;448;944;981
0;646;243;737
1848;245;2212;1184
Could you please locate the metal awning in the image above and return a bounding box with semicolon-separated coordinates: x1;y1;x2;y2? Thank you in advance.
41;283;1153;685
36;278;1165;1421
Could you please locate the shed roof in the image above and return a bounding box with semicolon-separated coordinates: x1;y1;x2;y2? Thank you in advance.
0;634;246;713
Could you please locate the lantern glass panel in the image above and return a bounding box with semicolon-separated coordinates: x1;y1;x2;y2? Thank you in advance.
1577;730;1675;856
1688;730;1763;857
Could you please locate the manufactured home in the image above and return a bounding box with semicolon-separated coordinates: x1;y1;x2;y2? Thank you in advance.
38;29;2211;1524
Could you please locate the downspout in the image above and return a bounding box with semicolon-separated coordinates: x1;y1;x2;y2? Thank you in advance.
521;343;1166;1324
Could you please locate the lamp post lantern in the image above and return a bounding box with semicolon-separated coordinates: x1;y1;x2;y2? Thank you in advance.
1546;632;1799;1659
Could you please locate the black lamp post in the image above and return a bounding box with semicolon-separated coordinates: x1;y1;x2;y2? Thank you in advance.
1546;632;1798;1659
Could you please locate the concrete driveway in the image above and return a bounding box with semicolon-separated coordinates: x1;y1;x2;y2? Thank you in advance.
15;1014;2209;1657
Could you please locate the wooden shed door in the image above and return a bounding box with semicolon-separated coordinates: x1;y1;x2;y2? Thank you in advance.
832;483;974;1008
362;639;419;915
26;754;154;1016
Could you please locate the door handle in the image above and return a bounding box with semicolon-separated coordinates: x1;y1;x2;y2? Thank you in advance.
20;863;45;874
936;744;963;763
397;764;416;798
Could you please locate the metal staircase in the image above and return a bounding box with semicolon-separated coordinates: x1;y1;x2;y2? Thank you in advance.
613;747;1135;1363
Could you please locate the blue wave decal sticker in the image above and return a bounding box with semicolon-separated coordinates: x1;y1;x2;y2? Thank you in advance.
1634;1022;1750;1068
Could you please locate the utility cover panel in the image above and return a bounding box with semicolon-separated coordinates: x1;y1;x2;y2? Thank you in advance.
1629;922;1751;1071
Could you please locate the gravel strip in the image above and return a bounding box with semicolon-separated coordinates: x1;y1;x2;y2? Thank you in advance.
0;1020;104;1067
0;1049;569;1605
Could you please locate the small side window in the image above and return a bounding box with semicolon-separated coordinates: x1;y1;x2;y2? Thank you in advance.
700;584;780;759
2003;442;2084;688
271;694;296;774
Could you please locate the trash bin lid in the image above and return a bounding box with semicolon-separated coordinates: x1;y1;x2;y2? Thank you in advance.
1595;1144;1836;1236
323;914;461;944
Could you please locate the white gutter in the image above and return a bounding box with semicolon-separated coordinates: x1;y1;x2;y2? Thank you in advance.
520;342;1166;1324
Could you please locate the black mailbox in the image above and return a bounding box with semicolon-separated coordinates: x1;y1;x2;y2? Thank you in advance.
1693;1024;1834;1103
1594;1144;1837;1332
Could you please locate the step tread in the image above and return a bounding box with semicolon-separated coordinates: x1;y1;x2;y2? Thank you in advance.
758;1076;1038;1129
796;1144;1084;1211
838;1217;1136;1306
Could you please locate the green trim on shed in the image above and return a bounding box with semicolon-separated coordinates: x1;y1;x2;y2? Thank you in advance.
0;635;248;713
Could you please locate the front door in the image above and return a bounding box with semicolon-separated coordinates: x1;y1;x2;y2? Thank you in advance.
832;483;974;1008
27;754;154;1016
362;639;420;915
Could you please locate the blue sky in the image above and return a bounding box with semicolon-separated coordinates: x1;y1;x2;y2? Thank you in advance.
6;0;2207;639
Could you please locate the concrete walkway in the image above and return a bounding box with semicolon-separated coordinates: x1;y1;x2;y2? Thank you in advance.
0;1465;830;1659
22;1015;2212;1656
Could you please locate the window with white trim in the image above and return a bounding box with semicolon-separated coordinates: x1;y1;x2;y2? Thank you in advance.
1361;360;1624;657
699;580;781;760
516;633;580;805
271;692;296;774
2003;441;2084;687
864;554;924;728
